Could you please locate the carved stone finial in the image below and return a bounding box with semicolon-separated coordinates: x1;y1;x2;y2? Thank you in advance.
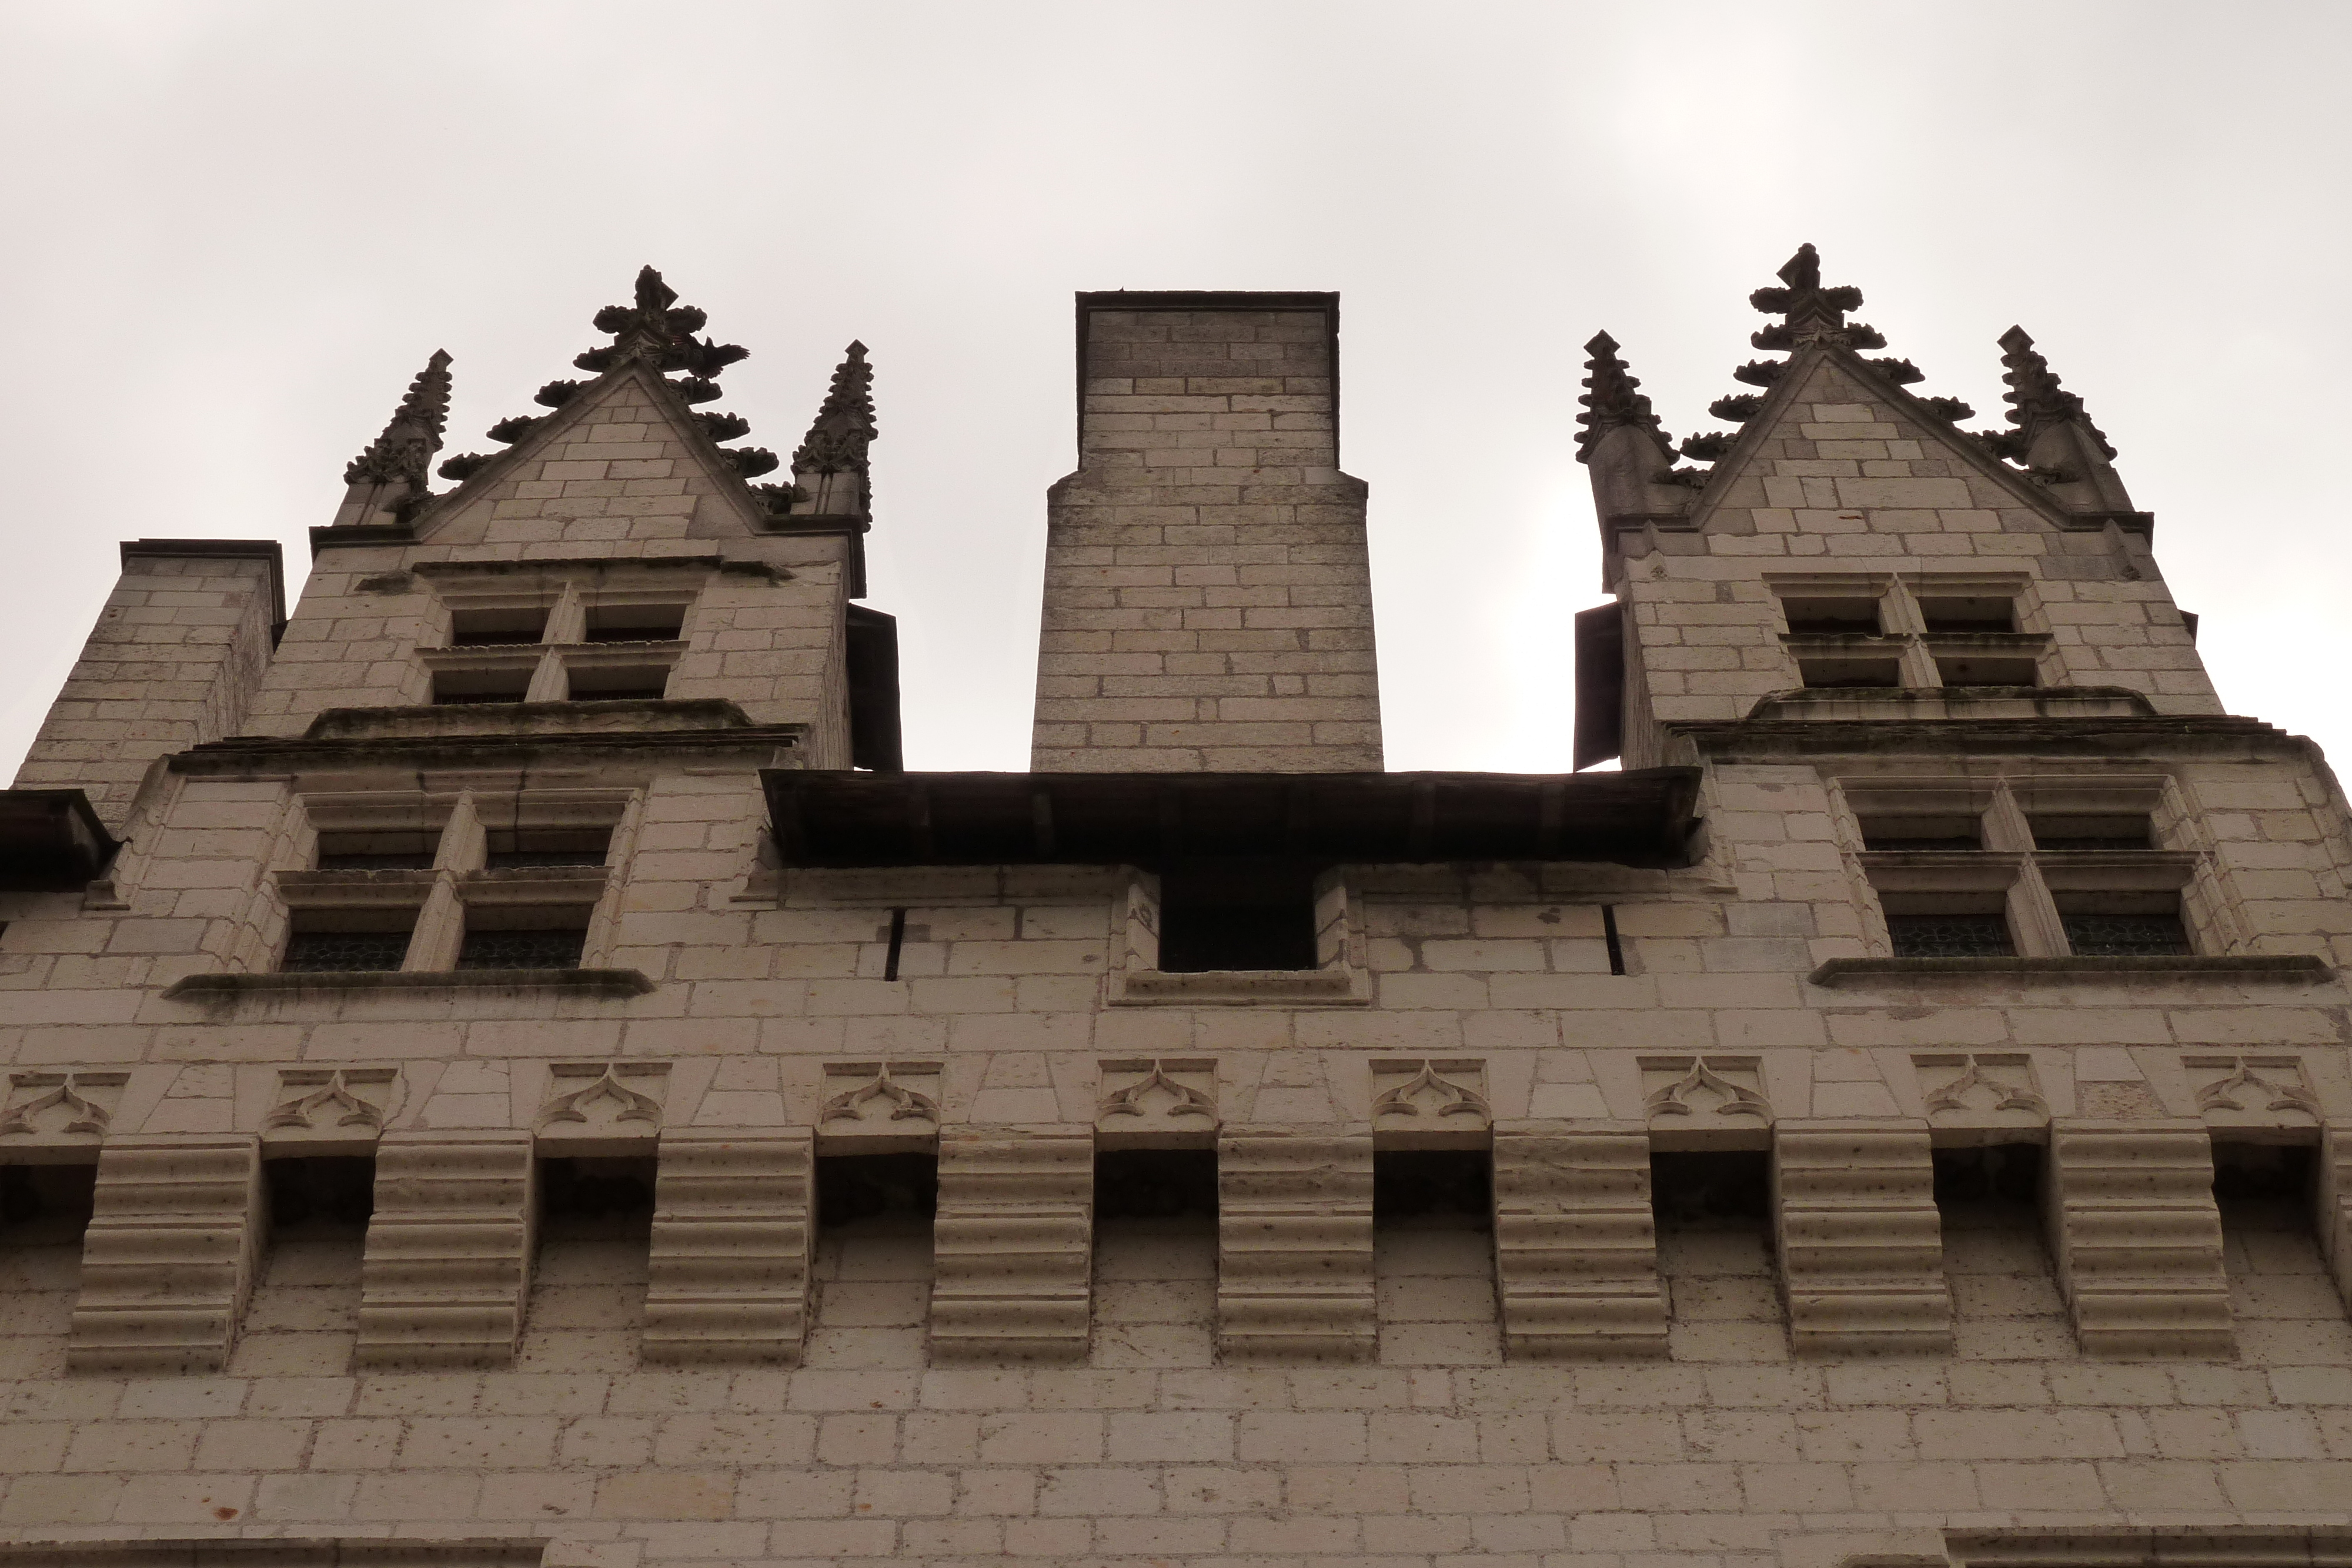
573;264;748;379
342;349;452;491
1747;242;1870;349
1989;325;2116;461
785;341;879;516
1574;331;1668;463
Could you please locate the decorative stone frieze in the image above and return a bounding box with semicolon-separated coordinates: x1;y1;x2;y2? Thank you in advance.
1371;1058;1490;1149
643;1128;814;1364
354;1130;536;1369
1216;1129;1375;1360
817;1060;941;1152
534;1060;667;1154
1489;1124;1668;1357
2187;1052;2321;1131
928;1127;1094;1360
66;1134;264;1373
262;1066;397;1151
0;1068;125;1152
1642;1054;1773;1149
1915;1052;2049;1139
2045;1119;2233;1356
1095;1058;1218;1148
1772;1119;1952;1352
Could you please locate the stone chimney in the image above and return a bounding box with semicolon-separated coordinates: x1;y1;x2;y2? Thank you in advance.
1030;292;1382;773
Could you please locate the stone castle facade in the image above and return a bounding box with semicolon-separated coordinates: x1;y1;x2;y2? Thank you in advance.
0;252;2347;1568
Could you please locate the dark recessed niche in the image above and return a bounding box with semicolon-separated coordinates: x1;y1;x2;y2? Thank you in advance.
1157;859;1318;972
539;1155;657;1235
0;1162;95;1242
817;1152;938;1229
2212;1141;2313;1204
1651;1149;1770;1227
1094;1148;1217;1221
1932;1143;2043;1206
1374;1149;1492;1223
265;1155;376;1232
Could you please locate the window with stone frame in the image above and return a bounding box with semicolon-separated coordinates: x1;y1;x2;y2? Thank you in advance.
418;572;697;708
1844;773;2203;960
1772;571;2055;693
276;788;627;975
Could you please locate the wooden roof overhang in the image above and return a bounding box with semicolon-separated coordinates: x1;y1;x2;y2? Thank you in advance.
761;767;1704;872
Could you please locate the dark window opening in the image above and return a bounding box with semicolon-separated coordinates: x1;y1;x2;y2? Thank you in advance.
1094;1148;1217;1222
1157;860;1318;972
1601;904;1627;975
1917;596;2018;634
1374;1149;1492;1224
1886;912;2015;958
316;829;438;872
2030;814;2154;852
1859;814;1983;852
265;1155;376;1233
456;913;588;971
1780;596;1883;635
2054;891;2191;957
1651;1149;1772;1230
567;666;671;701
431;670;532;706
448;606;549;646
483;827;613;870
280;912;416;973
1799;657;1903;690
582;603;688;643
0;1162;96;1248
2212;1142;2318;1282
1935;655;2039;688
816;1152;939;1230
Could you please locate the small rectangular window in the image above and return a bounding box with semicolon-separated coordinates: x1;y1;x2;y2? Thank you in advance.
1799;656;1903;690
582;603;687;643
2030;814;2153;851
447;606;550;646
1880;892;2015;957
567;665;671;701
1934;654;2039;689
316;830;437;871
432;669;532;706
1917;595;2017;633
1859;814;1983;852
483;827;613;870
1780;596;1883;635
281;915;416;973
456;908;589;971
2054;891;2191;957
1157;861;1318;972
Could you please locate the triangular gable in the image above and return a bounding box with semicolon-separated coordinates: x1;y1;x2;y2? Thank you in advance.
411;360;774;548
1686;345;2083;539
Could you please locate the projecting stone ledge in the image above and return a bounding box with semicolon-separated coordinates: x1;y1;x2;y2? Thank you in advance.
162;969;655;1002
1808;954;2334;986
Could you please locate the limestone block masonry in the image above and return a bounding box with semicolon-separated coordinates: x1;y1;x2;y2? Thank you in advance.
0;259;2347;1568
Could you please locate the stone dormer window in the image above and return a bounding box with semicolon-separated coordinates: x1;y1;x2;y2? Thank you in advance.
1843;774;2204;961
1774;571;2051;692
417;575;697;708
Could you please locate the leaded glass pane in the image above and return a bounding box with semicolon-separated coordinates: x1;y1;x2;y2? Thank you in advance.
2062;913;2190;957
280;930;412;972
456;927;585;970
1886;914;2013;958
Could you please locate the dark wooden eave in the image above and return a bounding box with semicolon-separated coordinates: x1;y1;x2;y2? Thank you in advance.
0;789;118;891
763;768;1703;871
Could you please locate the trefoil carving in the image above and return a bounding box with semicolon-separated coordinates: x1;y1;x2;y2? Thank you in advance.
1100;1061;1215;1121
1917;1053;2049;1118
820;1062;941;1126
2188;1054;2321;1121
537;1062;667;1132
1641;1056;1771;1122
266;1068;396;1134
1372;1062;1490;1120
0;1071;126;1139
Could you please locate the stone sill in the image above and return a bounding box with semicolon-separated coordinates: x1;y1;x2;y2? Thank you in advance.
163;968;654;1001
1109;966;1371;1007
1808;954;2334;987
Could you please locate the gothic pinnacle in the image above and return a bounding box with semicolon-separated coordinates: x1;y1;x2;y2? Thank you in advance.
343;349;452;488
1990;326;2115;460
792;341;878;478
1574;332;1667;463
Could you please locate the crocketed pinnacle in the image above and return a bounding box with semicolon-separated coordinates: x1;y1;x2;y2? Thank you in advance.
1993;326;2115;460
343;350;452;487
793;342;878;477
573;265;749;379
1574;332;1666;463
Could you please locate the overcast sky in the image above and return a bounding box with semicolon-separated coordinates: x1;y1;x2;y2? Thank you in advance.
2;2;2346;782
